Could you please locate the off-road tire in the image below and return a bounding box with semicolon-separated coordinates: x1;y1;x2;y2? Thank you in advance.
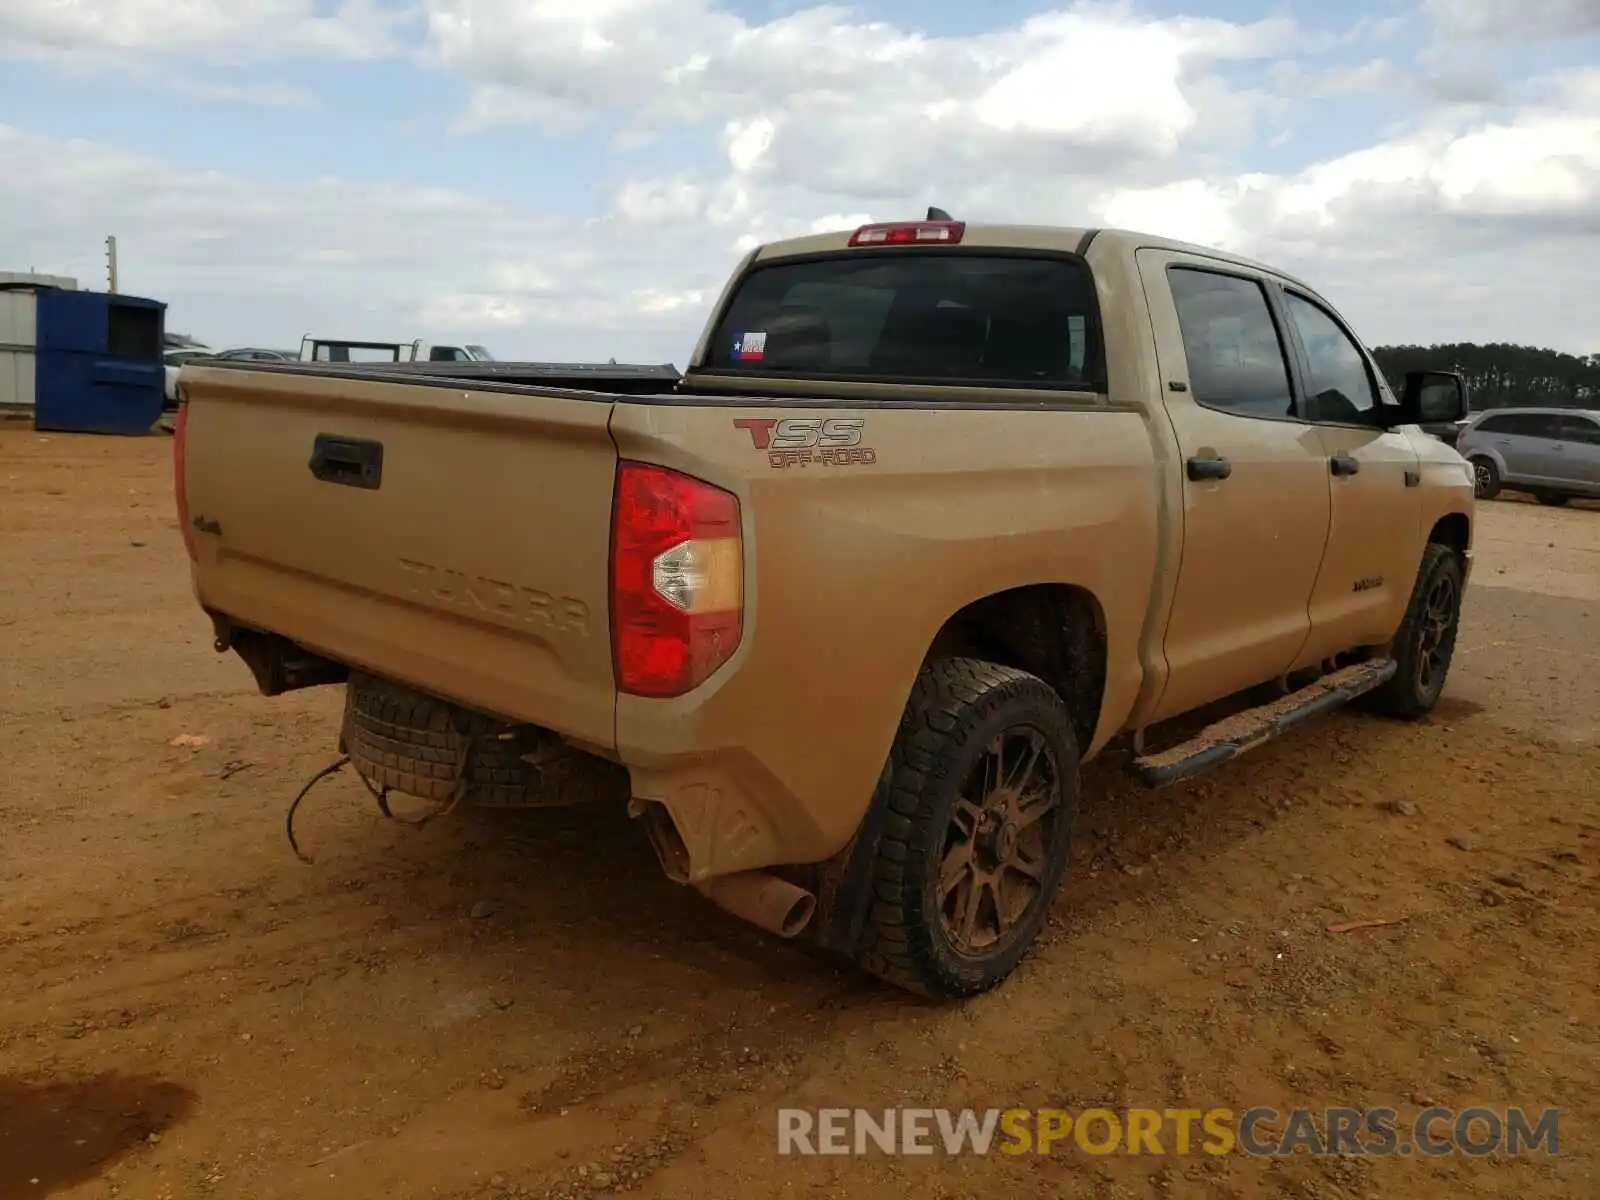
853;657;1080;999
1535;492;1570;507
1469;456;1500;500
1363;543;1464;720
342;672;629;808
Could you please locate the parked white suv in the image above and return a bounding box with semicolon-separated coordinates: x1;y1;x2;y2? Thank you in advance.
164;346;215;405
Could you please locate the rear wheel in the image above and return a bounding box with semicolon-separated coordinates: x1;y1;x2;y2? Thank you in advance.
854;658;1079;999
1365;543;1464;720
1469;456;1500;500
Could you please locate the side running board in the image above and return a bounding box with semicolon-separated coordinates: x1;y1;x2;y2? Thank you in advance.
1131;659;1398;788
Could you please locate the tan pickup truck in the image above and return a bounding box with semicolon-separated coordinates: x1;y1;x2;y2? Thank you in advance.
175;218;1474;998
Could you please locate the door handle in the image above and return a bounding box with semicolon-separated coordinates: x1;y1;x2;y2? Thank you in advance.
1330;454;1361;477
1186;456;1232;482
309;434;384;489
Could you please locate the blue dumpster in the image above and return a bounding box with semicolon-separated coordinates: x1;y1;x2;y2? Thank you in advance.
33;289;166;435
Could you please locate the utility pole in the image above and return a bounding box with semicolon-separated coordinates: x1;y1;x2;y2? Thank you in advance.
105;235;118;293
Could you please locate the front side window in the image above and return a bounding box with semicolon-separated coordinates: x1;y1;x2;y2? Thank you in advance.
1473;414;1510;435
1282;292;1379;424
705;253;1100;388
1167;267;1295;419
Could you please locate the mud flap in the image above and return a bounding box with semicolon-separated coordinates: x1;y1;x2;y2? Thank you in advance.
809;757;897;955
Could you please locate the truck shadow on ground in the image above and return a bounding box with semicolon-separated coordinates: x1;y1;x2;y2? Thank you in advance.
331;690;1471;1010
0;1074;196;1196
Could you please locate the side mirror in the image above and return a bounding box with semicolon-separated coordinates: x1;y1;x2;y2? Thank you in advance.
1398;370;1467;425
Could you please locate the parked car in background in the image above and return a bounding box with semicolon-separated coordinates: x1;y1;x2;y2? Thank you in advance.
1456;408;1600;505
297;336;496;364
164;345;216;405
212;348;298;363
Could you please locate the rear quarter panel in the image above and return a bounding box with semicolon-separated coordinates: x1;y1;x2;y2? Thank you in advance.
609;398;1162;875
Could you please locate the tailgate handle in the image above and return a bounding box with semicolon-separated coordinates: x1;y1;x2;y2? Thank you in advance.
309;435;383;490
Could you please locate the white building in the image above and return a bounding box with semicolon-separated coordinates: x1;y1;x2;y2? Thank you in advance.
0;272;79;413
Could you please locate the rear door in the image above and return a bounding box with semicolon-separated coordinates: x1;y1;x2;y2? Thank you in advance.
1553;413;1600;491
1514;412;1570;483
1275;286;1423;662
1137;250;1332;722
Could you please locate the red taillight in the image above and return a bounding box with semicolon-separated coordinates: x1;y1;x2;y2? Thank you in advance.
848;220;966;247
610;462;743;698
173;392;197;561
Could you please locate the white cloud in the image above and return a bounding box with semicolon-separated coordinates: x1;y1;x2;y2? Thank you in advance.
1093;76;1600;348
0;122;749;360
169;79;319;108
427;1;1294;199
1;1;1597;361
1099;92;1600;237
1273;57;1400;100
0;0;410;62
1426;0;1600;41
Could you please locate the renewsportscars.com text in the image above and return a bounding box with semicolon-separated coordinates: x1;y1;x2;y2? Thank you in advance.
776;1106;1559;1158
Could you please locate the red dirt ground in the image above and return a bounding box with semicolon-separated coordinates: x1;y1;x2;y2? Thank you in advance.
2;425;1597;1199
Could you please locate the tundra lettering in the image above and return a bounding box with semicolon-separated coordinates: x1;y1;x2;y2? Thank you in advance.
397;558;590;635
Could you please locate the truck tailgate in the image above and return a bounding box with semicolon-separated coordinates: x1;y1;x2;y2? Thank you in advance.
180;365;619;750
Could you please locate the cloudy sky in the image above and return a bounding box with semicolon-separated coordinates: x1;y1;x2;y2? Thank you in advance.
1;0;1596;363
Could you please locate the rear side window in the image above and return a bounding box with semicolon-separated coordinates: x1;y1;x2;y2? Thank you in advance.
1497;413;1562;438
1167;267;1295;419
705;253;1100;388
1560;414;1600;445
314;343;402;363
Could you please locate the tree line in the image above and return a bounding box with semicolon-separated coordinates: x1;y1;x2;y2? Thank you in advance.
1371;343;1600;411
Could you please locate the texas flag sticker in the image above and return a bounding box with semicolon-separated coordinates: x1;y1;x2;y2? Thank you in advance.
734;331;767;361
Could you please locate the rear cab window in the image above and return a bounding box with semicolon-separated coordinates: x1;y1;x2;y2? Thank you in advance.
702;252;1101;389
